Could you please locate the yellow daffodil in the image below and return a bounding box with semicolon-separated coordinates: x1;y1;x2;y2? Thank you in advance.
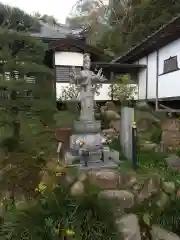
35;182;47;193
65;228;75;236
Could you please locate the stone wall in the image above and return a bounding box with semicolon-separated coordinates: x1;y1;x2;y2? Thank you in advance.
70;169;180;240
161;119;180;148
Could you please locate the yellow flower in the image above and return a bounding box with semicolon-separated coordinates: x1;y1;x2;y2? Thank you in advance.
65;228;75;236
35;182;47;193
0;202;3;207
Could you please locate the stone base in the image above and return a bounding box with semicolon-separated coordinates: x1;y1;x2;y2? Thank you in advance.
77;161;118;171
70;133;102;151
65;145;119;171
73;120;101;133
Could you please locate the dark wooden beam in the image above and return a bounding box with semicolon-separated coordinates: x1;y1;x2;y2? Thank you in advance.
91;62;146;74
48;38;105;59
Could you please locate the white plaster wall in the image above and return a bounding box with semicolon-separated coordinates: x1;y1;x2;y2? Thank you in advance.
138;57;147;100
158;71;180;98
136;38;180;100
147;51;157;99
95;84;111;101
56;83;111;101
158;38;180;98
54;52;83;66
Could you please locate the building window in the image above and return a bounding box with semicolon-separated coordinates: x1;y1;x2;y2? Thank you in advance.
55;66;81;82
163;56;179;74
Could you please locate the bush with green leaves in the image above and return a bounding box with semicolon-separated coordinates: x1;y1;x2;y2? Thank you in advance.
1;181;120;240
149;123;162;144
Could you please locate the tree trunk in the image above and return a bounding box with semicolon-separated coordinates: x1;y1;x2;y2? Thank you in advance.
12;120;20;139
11;90;20;139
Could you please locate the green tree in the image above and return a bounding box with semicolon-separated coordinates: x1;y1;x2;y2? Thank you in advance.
109;75;137;104
66;0;109;45
0;4;56;199
0;2;40;31
33;12;59;26
101;0;180;55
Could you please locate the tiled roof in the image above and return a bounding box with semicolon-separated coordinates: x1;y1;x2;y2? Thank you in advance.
30;21;84;40
112;14;180;63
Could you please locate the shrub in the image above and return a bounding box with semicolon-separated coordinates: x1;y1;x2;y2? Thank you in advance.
126;194;180;238
149;124;162;144
2;182;120;240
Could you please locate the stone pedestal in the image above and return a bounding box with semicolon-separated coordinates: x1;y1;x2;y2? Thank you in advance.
70;133;101;149
69;119;102;165
73;120;101;133
70;120;102;150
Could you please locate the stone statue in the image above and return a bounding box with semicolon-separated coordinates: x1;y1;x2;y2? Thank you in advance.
70;53;105;121
68;53;118;169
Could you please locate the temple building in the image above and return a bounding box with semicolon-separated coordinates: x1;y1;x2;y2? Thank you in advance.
32;21;111;102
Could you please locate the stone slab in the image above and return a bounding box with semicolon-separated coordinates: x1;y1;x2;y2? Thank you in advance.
75;160;118;171
69;148;119;170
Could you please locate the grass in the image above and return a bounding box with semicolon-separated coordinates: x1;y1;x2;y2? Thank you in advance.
54;110;78;128
107;120;180;236
110;137;180;236
110;136;180;183
1;179;121;240
120;149;180;183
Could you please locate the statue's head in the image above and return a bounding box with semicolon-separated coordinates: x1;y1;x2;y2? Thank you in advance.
83;53;91;70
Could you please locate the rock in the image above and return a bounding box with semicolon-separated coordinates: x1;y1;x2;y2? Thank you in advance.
133;182;144;191
140;141;157;151
119;172;137;189
137;118;152;132
151;225;180;240
78;172;87;182
109;120;120;133
105;111;120;121
176;188;180;197
88;170;119;189
0;170;4;181
70;181;84;196
102;128;115;134
161;119;180;149
116;214;141;240
156;192;169;208
105;101;117;111
163;182;175;194
102;128;116;138
63;175;75;186
100;190;134;210
165;155;180;171
138;176;161;202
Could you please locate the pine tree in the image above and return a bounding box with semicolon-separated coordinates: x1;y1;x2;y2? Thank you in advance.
0;4;56;198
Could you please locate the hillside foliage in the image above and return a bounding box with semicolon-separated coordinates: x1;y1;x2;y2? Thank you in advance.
67;0;180;56
0;3;56;198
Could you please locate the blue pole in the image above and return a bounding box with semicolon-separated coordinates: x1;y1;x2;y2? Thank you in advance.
132;121;137;170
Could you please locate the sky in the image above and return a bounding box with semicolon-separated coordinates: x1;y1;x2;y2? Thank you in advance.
0;0;78;23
